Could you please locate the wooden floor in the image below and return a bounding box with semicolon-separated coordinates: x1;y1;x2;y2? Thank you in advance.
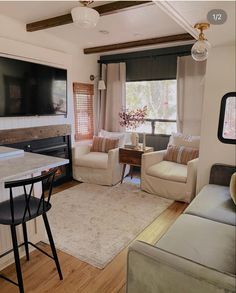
0;180;187;293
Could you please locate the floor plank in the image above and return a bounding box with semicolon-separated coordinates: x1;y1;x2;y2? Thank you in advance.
0;181;186;293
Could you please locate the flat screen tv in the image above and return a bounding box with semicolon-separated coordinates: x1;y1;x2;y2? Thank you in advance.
0;56;67;117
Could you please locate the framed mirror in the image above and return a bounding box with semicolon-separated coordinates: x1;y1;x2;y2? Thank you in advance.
218;92;236;144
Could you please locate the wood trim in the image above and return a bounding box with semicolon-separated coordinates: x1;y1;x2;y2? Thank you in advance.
0;125;71;145
26;1;152;32
95;1;152;15
26;14;72;32
84;33;194;54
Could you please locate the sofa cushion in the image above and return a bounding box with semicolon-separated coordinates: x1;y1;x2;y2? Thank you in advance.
74;152;108;169
156;214;236;276
184;184;236;226
146;161;187;183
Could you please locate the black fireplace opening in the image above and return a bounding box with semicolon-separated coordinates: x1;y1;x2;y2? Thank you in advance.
4;135;72;187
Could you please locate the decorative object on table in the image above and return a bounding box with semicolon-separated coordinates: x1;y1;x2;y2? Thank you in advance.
131;132;139;147
119;106;148;148
142;132;146;150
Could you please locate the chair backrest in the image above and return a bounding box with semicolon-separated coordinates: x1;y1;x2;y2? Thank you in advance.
4;169;56;224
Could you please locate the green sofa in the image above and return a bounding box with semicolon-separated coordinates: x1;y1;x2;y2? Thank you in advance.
127;164;236;293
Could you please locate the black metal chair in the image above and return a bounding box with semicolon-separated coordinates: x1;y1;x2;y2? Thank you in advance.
0;169;63;293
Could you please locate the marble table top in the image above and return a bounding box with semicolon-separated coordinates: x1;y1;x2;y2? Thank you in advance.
0;149;69;182
0;146;24;158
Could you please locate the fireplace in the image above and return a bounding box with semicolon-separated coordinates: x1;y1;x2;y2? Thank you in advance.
32;136;72;186
1;125;72;187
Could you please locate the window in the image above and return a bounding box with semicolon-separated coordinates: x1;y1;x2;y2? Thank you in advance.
73;83;94;141
126;80;177;134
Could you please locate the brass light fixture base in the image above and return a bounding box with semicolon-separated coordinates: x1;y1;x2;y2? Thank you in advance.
194;23;210;41
80;1;94;7
194;23;210;31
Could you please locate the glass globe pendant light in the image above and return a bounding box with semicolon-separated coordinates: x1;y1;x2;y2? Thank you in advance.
71;1;100;29
191;23;211;61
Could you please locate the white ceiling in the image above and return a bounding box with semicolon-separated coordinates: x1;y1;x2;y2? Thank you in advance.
0;1;186;49
168;1;235;47
0;1;234;51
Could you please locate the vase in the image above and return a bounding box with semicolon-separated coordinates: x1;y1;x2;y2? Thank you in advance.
131;132;139;148
142;132;146;151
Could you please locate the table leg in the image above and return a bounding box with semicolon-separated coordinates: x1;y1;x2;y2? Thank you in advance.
121;164;126;184
130;165;134;179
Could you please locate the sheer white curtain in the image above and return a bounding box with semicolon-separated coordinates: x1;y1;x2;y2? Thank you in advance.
98;62;126;132
177;56;206;135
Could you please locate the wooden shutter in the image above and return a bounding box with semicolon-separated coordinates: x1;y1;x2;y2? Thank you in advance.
73;82;94;141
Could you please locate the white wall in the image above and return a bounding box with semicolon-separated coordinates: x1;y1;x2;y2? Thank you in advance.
197;45;236;191
0;14;99;141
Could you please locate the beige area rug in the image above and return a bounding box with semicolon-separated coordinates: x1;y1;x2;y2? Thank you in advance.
47;182;173;269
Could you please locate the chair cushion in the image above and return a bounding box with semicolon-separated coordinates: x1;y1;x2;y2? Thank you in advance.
156;214;236;276
146;161;187;183
75;152;108;169
184;184;236;226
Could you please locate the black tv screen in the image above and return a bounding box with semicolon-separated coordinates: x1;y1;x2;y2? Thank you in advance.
0;56;67;117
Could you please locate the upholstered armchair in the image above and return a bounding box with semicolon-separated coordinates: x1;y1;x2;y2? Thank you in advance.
141;134;199;203
73;144;126;186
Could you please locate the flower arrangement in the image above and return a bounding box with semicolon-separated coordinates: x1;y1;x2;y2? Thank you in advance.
119;106;148;130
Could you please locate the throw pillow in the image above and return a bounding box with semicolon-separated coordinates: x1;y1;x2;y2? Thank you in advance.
230;172;236;205
91;136;119;153
168;133;200;149
99;129;125;147
164;145;199;165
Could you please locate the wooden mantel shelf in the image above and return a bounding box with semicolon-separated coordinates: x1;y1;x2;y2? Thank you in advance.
0;124;71;145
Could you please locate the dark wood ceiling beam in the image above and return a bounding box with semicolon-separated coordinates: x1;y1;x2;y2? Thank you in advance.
94;1;152;15
83;33;195;54
26;14;72;32
26;1;152;32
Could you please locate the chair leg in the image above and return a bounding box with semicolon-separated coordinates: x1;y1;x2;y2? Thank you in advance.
42;213;63;280
22;223;29;261
10;225;24;293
